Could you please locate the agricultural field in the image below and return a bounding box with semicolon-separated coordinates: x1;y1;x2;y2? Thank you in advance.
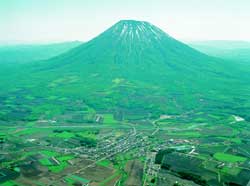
1;107;250;185
0;88;250;186
0;90;249;186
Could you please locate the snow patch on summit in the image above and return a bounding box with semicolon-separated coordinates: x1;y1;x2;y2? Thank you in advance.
120;24;128;36
115;20;168;41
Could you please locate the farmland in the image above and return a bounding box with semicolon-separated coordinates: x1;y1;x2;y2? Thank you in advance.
1;105;250;185
0;85;250;186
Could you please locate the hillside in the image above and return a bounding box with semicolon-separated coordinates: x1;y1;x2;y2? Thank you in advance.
189;40;250;63
0;41;82;63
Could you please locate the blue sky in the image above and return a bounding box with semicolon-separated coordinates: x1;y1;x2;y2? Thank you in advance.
1;0;250;43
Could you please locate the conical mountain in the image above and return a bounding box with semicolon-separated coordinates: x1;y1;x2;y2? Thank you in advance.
34;20;232;90
45;20;215;71
11;20;246;117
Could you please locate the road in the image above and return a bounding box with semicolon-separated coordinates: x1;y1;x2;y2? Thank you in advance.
143;152;150;186
143;152;158;186
151;118;160;136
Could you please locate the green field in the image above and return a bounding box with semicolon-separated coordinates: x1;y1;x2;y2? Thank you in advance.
1;181;19;186
51;131;75;139
103;114;117;124
214;153;247;163
221;166;242;176
96;159;112;167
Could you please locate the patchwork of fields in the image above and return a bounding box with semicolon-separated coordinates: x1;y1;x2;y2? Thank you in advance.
1;105;250;185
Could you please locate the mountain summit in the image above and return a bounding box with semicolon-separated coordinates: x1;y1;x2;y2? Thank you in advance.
104;20;170;42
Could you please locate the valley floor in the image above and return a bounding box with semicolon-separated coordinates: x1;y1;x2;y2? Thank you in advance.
1;111;250;186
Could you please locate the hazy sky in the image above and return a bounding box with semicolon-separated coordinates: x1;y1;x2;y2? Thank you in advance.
1;0;250;43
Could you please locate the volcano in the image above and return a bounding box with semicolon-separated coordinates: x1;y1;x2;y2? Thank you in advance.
43;20;217;71
9;20;245;116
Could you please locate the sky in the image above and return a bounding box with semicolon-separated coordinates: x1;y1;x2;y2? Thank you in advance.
1;0;250;43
